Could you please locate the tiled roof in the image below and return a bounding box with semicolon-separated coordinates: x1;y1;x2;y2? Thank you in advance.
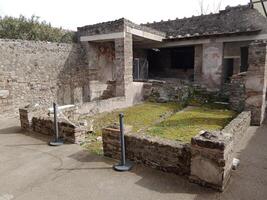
143;5;267;40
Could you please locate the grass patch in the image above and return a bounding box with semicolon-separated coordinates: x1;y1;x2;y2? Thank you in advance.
81;102;236;154
147;105;236;143
81;102;182;155
84;102;182;136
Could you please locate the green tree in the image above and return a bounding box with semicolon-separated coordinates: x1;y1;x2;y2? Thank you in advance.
0;15;76;43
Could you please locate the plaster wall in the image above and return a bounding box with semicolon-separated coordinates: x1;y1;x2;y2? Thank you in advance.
202;42;223;90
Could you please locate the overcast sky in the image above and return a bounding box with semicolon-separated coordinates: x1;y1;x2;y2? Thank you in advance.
0;0;249;30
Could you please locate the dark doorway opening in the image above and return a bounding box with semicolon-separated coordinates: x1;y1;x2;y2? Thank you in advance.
147;46;195;80
223;58;234;83
170;47;195;70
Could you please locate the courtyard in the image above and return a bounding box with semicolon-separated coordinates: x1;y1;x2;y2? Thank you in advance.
0;1;266;197
81;102;236;155
0;116;266;200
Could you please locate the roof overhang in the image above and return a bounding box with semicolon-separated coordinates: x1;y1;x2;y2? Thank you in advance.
135;33;267;48
80;26;165;42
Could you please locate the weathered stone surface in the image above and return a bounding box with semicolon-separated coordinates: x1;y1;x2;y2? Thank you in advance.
229;73;246;112
245;41;267;125
202;42;223;90
0;90;9;98
143;79;192;105
0;39;87;116
190;111;251;191
114;32;133;97
78;18;165;38
19;107;86;144
102;126;191;176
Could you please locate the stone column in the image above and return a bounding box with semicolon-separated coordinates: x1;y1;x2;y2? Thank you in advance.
194;45;203;83
202;42;223;90
229;74;246;112
245;41;267;125
190;131;234;191
114;33;133;97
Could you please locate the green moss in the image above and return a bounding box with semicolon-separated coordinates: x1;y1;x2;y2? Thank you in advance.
80;102;182;155
147;105;236;143
81;102;236;155
84;102;182;136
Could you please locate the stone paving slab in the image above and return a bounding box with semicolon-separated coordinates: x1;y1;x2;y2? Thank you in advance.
0;117;266;200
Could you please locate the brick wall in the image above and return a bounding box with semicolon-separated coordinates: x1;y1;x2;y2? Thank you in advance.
102;111;251;191
32;117;86;144
19;107;86;144
142;79;192;105
229;73;246;112
190;111;251;191
102;126;191;176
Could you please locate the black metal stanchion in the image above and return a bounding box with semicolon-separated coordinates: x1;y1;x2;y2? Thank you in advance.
49;102;63;146
113;113;133;171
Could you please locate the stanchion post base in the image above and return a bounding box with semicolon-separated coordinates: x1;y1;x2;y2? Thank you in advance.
49;140;64;146
113;161;133;172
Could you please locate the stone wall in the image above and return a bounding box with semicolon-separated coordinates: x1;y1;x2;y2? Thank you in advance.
142;80;192;105
245;41;267;125
190;111;251;191
102;111;251;191
32;117;86;144
102;126;191;175
229;73;246;112
194;45;203;83
0;38;134;117
0;39;87;116
19;107;86;144
80;41;116;102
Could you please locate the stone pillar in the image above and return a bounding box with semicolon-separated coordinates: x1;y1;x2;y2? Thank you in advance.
245;41;267;125
202;42;223;90
229;74;246;112
19;108;31;130
114;33;133;97
194;45;203;83
190;131;234;191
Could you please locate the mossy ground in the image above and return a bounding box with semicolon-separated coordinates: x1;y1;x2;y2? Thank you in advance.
85;102;182;136
147;104;236;142
81;102;182;155
81;102;236;154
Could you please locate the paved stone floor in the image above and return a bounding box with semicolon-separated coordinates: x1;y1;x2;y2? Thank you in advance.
0;117;266;200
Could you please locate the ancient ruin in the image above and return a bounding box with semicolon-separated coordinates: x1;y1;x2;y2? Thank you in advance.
1;3;267;192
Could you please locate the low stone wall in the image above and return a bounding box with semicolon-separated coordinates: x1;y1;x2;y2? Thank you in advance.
32;117;86;144
102;111;251;191
190;111;251;191
19;107;86;144
142;80;192;105
102;126;191;176
19;107;48;130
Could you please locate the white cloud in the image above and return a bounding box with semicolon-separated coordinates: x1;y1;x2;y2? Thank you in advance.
0;0;250;30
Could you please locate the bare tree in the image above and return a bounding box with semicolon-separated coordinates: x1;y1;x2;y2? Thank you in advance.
198;0;222;15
